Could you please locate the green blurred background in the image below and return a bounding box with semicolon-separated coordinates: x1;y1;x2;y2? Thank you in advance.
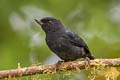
0;0;120;80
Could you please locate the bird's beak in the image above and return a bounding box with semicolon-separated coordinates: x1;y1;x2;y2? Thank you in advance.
34;19;43;26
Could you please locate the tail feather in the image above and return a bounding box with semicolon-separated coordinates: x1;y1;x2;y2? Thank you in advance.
88;55;95;60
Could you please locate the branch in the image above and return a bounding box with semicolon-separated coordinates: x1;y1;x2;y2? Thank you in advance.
0;58;120;79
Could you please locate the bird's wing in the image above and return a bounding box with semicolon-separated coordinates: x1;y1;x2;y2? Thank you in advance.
65;29;90;54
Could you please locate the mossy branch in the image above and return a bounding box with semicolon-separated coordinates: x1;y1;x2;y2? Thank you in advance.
0;58;120;79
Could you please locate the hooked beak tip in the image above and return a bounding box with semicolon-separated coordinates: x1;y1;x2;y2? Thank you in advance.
34;18;43;25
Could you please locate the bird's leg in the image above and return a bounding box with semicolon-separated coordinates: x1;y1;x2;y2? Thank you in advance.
57;60;64;64
56;60;64;71
85;57;91;69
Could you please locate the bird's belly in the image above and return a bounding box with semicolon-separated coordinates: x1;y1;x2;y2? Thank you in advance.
46;37;69;52
57;46;84;61
46;38;84;61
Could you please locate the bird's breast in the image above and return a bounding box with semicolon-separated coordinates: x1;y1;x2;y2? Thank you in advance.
46;34;69;52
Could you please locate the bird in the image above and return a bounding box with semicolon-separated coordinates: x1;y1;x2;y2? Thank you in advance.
34;17;95;62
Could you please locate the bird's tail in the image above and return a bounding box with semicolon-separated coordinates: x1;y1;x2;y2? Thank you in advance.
88;55;95;60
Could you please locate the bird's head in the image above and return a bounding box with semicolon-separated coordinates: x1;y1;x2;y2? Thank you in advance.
34;17;63;33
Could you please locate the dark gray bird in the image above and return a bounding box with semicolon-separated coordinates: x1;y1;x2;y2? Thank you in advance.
34;17;95;62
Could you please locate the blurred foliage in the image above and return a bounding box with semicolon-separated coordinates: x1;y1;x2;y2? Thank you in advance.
0;0;120;80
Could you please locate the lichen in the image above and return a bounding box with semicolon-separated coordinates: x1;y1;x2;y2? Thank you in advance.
88;59;106;80
43;68;56;74
17;63;21;69
59;65;68;72
88;60;120;80
104;67;119;80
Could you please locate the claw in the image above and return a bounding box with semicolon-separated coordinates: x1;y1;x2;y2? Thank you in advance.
56;60;64;71
85;57;90;69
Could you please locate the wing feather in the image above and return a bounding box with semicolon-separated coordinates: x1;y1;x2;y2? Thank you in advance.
65;29;91;54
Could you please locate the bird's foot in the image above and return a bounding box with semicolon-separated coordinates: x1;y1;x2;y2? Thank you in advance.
57;60;64;64
56;60;64;71
85;57;91;69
